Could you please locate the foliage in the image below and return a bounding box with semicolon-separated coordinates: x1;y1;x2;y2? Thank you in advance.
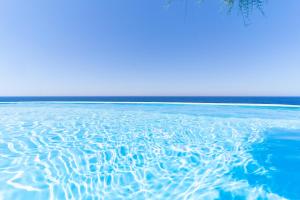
167;0;266;24
226;0;265;21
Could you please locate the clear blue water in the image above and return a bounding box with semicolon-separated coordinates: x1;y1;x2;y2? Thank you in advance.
0;101;300;199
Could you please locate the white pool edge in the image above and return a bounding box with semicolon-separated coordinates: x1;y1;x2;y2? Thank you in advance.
0;101;300;108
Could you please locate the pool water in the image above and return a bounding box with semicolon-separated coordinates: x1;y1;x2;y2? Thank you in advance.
0;102;300;199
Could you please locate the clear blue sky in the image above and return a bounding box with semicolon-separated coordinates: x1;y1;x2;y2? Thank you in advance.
0;0;299;96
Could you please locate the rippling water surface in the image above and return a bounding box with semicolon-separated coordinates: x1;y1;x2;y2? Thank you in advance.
0;102;300;199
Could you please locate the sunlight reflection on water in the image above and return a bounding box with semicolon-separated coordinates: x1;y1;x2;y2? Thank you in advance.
0;102;299;199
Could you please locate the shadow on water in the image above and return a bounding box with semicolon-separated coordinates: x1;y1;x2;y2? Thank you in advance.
233;128;300;199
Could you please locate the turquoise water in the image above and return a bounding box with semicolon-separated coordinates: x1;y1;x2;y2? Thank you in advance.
0;102;300;199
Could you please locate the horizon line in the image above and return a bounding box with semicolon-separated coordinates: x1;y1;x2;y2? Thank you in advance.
1;96;300;98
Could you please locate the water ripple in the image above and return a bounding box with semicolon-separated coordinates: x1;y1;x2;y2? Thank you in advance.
0;103;299;199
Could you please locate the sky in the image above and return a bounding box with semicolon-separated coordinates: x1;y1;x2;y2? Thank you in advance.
0;0;299;96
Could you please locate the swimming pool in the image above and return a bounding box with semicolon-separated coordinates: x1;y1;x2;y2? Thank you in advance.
0;102;299;199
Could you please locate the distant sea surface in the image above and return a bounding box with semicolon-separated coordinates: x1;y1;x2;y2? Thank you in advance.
1;96;300;105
